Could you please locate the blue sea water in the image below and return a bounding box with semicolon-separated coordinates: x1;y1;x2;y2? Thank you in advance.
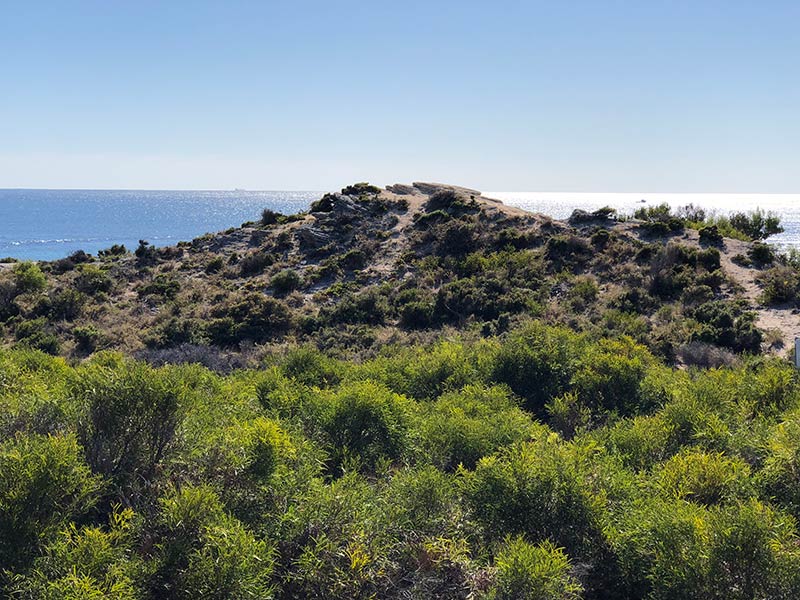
0;189;320;261
2;189;799;261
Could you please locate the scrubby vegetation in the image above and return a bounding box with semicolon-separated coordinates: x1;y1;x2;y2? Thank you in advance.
3;327;800;598
632;203;784;242
0;184;793;368
1;183;800;597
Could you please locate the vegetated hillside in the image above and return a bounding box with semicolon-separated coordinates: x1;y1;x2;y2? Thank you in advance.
5;184;800;599
0;182;796;370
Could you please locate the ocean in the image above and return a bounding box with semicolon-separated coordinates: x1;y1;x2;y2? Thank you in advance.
1;189;799;261
0;189;319;261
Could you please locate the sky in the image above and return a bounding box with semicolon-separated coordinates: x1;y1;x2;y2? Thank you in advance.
1;1;798;192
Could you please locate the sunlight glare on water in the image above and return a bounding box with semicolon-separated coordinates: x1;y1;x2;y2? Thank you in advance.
489;192;800;249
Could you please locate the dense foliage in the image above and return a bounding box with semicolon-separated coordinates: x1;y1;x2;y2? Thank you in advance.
2;323;800;598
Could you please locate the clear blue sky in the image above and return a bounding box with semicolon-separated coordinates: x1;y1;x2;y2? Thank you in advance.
1;1;798;192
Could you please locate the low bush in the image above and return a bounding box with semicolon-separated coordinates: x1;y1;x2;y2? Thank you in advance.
270;269;302;296
323;381;413;473
207;293;292;345
74;264;112;295
690;300;762;353
341;182;381;196
487;538;583;600
98;244;127;257
144;485;274;599
490;323;575;414
135;240;157;266
467;439;605;559
239;250;274;276
73;325;103;354
42;287;86;320
0;433;102;574
730;209;783;240
204;255;224;273
419;384;537;470
12;262;46;294
14;318;61;354
260;208;281;225
72;359;183;500
139;274;181;300
749;242;776;265
757;266;800;305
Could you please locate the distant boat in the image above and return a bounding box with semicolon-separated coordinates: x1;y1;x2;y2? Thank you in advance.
233;188;248;192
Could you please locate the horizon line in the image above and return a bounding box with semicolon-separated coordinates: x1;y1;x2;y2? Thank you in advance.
2;187;800;195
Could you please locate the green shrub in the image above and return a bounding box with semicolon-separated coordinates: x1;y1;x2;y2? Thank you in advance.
282;345;342;387
144;485;274;599
134;240;157;265
759;414;800;520
323;287;390;326
0;433;102;575
649;243;711;299
260;208;281;225
432;276;530;324
98;244;127;257
10;507;138;599
73;325;103;354
385;466;459;535
51;250;92;274
361;340;487;401
74;264;113;295
399;300;435;329
239;250;274;276
611;497;711;599
426;188;468;212
139;274;181;300
690;300;762;353
487;537;583;600
270;268;302;296
657;450;752;505
748;241;776;265
338;248;367;270
144;317;203;348
207;293;292;345
467;439;604;556
14;317;61;355
205;255;224;274
634;203;673;222
436;219;478;256
419;384;537;470
13;261;46;294
571;337;652;416
707;500;800;600
699;225;724;246
757;266;799;305
544;234;591;269
42;287;86;320
568;275;599;309
323;381;413;473
72;360;183;500
729;209;783;240
341;182;382;196
490;323;576;414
